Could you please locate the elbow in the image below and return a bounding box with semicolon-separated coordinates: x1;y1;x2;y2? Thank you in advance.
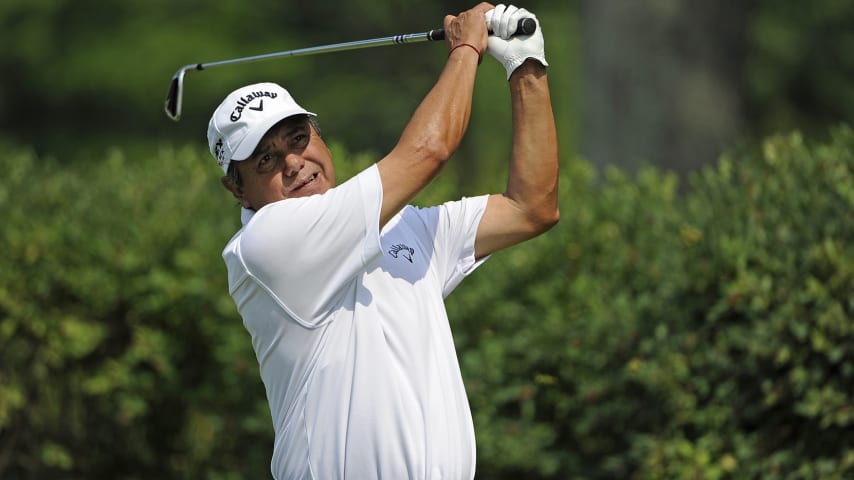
506;193;560;238
423;130;459;165
522;205;559;238
547;207;561;229
396;113;466;169
420;118;467;165
536;207;560;234
424;144;457;178
429;144;454;166
407;134;455;170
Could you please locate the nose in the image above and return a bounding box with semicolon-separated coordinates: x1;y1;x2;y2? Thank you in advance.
282;153;304;177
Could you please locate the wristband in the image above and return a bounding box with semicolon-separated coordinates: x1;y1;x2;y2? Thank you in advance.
448;43;483;65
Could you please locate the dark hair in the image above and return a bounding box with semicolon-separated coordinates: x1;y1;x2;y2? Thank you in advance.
226;116;321;192
308;116;322;137
226;160;243;191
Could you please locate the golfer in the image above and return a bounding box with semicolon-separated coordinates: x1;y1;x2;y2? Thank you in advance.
207;3;557;478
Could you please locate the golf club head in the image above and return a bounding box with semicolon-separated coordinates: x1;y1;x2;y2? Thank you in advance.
164;67;189;121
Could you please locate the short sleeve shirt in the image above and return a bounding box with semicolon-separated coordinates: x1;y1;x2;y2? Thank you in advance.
222;164;489;479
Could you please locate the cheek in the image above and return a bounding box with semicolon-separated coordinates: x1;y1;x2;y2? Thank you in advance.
316;145;336;184
246;174;283;200
326;162;336;186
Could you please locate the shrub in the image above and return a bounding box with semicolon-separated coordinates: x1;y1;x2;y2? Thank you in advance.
1;126;851;478
447;127;854;479
0;145;272;479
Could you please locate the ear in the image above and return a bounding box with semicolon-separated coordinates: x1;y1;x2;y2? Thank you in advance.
221;175;252;209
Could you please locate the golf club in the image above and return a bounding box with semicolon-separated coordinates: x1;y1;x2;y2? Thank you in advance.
164;18;536;121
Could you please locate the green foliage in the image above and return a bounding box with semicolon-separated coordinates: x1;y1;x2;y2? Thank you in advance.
747;0;854;138
0;0;576;165
670;128;854;479
449;160;689;478
1;127;852;478
445;127;854;478
2;0;853;477
0;145;271;479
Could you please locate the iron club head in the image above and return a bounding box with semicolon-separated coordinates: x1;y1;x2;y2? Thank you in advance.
165;66;195;121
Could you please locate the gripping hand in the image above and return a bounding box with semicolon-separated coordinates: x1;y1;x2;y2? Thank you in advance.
485;4;548;80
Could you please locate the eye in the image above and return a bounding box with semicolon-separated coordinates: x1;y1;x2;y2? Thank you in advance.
290;132;309;149
256;153;277;172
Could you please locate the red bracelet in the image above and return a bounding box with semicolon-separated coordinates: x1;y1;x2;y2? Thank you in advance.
448;43;483;65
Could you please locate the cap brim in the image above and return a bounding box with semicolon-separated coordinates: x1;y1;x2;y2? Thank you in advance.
230;109;316;162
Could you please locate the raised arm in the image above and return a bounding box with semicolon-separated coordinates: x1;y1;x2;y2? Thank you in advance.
376;3;493;228
474;5;559;259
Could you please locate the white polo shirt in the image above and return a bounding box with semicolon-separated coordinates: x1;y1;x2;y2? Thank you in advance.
222;164;489;479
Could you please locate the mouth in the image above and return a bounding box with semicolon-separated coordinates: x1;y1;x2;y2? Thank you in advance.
291;172;318;192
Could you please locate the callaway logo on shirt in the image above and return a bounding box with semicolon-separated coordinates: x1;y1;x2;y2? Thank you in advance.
388;244;415;263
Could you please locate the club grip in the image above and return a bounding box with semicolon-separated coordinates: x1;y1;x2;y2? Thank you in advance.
428;17;536;41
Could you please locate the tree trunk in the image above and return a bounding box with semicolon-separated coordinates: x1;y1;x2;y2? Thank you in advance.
581;0;755;180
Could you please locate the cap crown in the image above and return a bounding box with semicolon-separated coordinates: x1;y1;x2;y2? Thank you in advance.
207;83;314;173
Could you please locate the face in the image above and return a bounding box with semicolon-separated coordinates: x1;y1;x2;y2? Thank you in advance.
222;116;335;211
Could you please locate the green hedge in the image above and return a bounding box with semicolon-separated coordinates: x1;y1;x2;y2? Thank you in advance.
1;127;852;478
0;146;272;479
449;127;854;479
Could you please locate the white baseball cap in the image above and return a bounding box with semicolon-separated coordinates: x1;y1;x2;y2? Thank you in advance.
207;82;315;173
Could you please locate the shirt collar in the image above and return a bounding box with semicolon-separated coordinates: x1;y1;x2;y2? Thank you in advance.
240;207;255;226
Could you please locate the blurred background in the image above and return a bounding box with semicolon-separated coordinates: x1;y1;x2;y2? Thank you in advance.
1;0;852;478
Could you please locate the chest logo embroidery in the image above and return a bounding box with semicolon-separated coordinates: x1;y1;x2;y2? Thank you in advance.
388;244;415;263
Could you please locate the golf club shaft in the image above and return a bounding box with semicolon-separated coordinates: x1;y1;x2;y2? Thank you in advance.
165;18;536;120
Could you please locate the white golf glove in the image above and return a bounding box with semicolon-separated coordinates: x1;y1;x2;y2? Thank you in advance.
485;4;548;80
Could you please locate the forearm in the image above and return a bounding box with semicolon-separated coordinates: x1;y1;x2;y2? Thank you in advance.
376;4;491;228
377;55;479;227
506;60;559;227
472;5;558;258
394;49;479;162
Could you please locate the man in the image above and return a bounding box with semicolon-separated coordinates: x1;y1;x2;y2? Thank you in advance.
207;3;558;478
